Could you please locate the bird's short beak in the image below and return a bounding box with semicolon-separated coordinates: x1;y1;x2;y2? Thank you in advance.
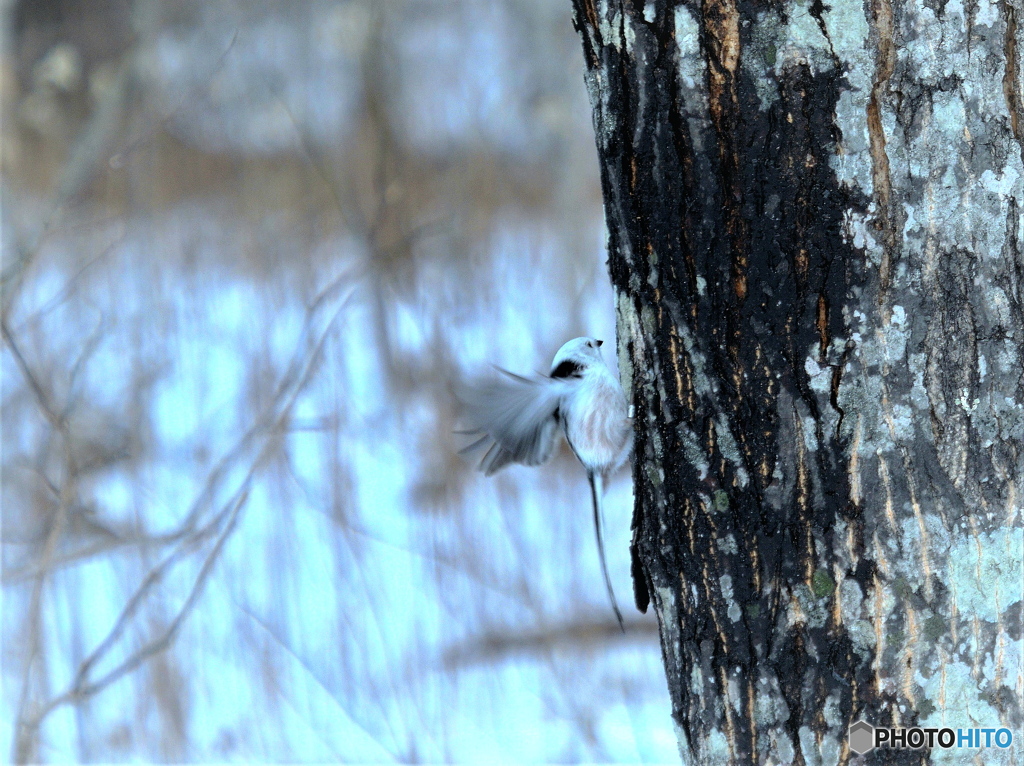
596;339;604;347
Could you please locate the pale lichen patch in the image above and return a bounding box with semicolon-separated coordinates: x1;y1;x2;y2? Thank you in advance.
915;661;1013;764
713;415;750;486
772;730;796;765
948;528;1024;623
704;729;731;763
798;726;821;766
615;288;637;405
673;5;708;111
719;574;742;622
743;5;836;111
804;355;833;395
597;2;635;53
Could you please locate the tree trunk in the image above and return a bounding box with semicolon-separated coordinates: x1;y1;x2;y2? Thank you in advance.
572;0;1024;763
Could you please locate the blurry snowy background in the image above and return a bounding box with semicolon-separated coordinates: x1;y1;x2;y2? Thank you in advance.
0;0;673;761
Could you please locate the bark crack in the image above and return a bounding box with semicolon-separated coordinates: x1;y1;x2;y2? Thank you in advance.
700;0;746;303
1002;0;1024;164
867;0;898;297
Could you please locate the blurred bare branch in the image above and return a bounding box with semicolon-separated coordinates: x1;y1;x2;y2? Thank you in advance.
24;486;247;734
442;616;659;670
7;273;353;761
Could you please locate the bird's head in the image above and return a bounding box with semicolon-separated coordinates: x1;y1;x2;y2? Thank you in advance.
549;337;604;379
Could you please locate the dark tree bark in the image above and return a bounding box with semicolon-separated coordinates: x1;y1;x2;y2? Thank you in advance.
572;0;1024;763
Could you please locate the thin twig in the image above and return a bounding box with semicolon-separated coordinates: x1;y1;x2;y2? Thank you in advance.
29;486;249;726
15;288;354;748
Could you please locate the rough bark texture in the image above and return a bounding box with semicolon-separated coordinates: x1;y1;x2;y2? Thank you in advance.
572;0;1024;763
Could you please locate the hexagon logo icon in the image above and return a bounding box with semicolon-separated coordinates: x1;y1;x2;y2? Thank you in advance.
849;720;875;755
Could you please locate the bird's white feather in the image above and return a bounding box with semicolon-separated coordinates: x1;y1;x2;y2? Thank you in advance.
460;337;633;630
459;369;568;475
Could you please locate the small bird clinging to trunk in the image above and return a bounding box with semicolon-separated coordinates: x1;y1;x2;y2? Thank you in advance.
460;337;633;629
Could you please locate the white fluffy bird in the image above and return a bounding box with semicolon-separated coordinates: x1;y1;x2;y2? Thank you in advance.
460;337;633;628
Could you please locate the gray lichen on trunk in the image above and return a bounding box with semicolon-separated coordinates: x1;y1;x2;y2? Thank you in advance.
572;0;1024;763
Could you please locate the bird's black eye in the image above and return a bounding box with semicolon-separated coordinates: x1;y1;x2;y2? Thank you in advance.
551;359;584;379
586;341;593;348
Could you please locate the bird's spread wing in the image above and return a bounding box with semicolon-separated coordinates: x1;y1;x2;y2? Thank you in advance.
459;369;565;475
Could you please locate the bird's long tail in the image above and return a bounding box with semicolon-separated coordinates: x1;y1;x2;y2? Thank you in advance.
589;471;624;632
